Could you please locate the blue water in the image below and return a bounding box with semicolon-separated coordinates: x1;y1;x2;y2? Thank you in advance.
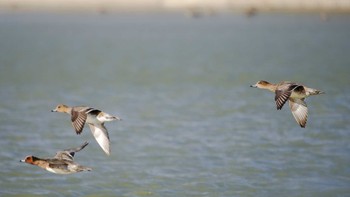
0;12;349;196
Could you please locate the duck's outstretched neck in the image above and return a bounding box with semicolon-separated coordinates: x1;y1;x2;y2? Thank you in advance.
266;84;277;92
261;82;277;92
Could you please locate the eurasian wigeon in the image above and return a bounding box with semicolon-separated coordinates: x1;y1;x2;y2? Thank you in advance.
51;104;121;156
20;141;92;174
250;80;324;128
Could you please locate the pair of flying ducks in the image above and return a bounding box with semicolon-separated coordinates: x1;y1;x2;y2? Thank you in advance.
21;104;120;174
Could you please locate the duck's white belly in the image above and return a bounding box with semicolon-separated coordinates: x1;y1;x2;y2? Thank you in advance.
46;167;72;174
291;91;307;99
86;114;100;125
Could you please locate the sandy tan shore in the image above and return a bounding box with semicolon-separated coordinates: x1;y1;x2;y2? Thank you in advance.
0;0;350;13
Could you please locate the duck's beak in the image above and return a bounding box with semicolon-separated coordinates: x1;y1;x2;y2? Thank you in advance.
250;84;257;88
51;109;57;112
20;159;25;162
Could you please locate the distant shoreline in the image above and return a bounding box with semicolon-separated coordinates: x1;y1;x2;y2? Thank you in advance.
0;0;350;14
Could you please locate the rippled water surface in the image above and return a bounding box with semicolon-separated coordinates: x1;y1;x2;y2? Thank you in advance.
0;12;349;196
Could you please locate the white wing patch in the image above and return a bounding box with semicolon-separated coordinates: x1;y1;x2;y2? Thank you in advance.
289;99;308;128
88;123;111;155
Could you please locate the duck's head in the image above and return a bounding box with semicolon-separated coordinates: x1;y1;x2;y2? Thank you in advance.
250;80;270;88
51;104;69;113
20;155;40;165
